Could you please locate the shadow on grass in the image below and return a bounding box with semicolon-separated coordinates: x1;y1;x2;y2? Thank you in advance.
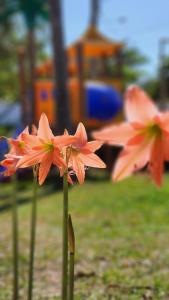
0;168;110;213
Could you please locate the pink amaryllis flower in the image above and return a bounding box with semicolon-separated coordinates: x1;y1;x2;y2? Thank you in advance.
63;123;106;184
0;127;30;176
17;113;75;185
93;85;169;186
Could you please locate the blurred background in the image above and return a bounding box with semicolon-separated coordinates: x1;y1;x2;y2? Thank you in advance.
1;2;169;299
1;0;169;173
1;0;169;136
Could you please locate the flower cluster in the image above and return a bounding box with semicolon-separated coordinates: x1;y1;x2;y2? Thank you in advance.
93;85;169;186
1;113;106;184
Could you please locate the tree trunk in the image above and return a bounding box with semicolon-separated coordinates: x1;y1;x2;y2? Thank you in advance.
90;0;99;27
27;28;36;125
18;47;29;126
76;42;85;123
49;0;71;134
159;39;168;108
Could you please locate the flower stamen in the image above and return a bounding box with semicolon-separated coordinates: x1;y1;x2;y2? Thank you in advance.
44;142;54;152
147;123;162;138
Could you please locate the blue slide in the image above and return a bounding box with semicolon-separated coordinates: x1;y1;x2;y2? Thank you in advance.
86;82;123;121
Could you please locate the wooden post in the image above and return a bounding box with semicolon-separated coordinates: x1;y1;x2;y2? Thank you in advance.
159;38;169;108
90;0;99;27
116;48;124;92
101;54;107;78
27;29;36;125
49;0;72;133
76;42;86;123
17;47;29;126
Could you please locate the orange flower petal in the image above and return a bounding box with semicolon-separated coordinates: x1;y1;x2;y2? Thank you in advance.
53;148;66;169
72;156;85;184
75;122;87;145
92;123;136;146
22;126;29;135
1;158;17;176
39;153;52;185
79;153;106;168
159;112;169;134
163;134;169;161
21;133;40;148
54;135;76;147
85;141;103;152
113;141;153;182
67;173;74;185
127;134;145;146
32;124;38;135
9;139;19;147
125;85;158;123
32;145;44;151
17;126;29;139
1;158;16;167
17;150;45;168
38;113;54;140
149;138;164;186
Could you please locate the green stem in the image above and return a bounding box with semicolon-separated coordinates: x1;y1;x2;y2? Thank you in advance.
68;253;74;300
28;174;38;300
68;214;75;300
12;174;19;300
62;172;69;300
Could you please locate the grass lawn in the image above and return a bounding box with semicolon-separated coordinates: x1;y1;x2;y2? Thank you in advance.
1;173;169;299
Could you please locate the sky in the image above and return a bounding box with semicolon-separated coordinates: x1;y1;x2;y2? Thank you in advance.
62;0;169;79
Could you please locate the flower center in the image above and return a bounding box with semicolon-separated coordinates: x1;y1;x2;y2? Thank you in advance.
64;146;79;164
18;141;25;149
147;123;162;138
44;142;54;152
71;146;79;155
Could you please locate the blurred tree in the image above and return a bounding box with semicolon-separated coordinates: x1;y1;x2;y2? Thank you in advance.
159;55;169;102
0;16;49;100
143;78;160;101
0;0;49;123
142;56;169;103
49;0;71;133
106;46;148;85
122;46;148;85
0;18;20;100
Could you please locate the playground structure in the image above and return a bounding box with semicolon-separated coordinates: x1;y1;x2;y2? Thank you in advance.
35;25;124;129
0;26;125;172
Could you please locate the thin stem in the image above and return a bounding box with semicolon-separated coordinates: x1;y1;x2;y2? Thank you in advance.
62;172;69;300
68;214;75;300
12;174;19;300
68;253;74;300
27;174;38;300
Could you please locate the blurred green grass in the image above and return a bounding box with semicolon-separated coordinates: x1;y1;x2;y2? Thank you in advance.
1;174;169;299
